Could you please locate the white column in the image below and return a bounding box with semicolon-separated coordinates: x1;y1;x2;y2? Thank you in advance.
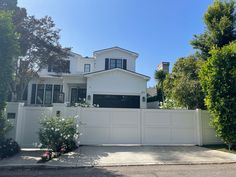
14;103;25;146
63;81;69;103
196;109;203;146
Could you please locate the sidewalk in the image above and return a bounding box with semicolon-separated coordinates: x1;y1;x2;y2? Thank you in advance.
1;146;236;169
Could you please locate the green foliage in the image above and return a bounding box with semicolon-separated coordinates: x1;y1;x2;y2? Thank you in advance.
199;42;236;145
155;70;166;86
163;56;205;109
155;70;167;102
0;114;12;142
0;0;71;101
159;98;185;109
0;11;19;112
39;116;79;152
0;138;20;159
191;0;236;60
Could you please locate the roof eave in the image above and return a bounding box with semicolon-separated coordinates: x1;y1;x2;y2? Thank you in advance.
84;68;150;81
93;46;139;57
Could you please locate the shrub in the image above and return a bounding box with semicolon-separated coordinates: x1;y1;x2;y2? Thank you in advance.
0;113;20;159
39;116;79;152
199;43;236;148
0;113;12;141
0;138;20;159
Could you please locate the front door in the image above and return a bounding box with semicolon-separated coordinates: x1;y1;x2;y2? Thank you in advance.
70;88;86;105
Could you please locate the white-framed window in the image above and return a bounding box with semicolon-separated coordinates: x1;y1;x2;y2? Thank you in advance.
84;64;91;73
105;58;127;70
31;84;63;105
109;59;122;69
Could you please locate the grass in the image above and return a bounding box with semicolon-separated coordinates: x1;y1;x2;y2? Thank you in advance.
203;144;236;154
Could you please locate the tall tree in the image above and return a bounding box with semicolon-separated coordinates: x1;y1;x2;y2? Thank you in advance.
155;70;166;103
191;0;236;60
0;0;70;101
199;43;236;148
0;11;19;114
163;56;205;109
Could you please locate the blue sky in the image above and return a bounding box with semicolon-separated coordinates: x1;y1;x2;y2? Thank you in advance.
18;0;213;86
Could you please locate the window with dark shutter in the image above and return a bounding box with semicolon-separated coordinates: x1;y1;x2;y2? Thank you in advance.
105;58;109;70
123;59;127;70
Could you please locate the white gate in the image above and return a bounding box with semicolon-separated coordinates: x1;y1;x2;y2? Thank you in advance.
79;108;198;145
79;108;141;145
141;110;197;145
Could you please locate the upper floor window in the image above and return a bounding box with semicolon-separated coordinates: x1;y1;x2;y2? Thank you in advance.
105;58;127;70
48;60;70;73
84;64;91;73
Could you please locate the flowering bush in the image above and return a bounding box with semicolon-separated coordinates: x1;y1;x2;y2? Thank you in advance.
39;116;79;152
40;150;52;162
0;138;20;159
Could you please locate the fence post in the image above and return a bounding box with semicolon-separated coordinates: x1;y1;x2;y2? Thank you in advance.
15;103;25;146
140;109;143;145
196;109;203;146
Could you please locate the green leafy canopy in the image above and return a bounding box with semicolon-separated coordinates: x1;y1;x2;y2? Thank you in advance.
199;42;236;145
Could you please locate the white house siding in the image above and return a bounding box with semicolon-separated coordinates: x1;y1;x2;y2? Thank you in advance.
27;47;148;107
86;70;147;108
94;49;137;72
71;55;94;74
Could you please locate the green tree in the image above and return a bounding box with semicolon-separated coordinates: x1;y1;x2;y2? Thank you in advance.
0;11;19;114
0;0;70;101
199;42;236;148
191;0;236;60
155;70;166;103
163;56;205;109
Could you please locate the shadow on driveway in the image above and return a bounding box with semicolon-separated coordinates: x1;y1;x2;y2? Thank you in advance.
48;145;236;167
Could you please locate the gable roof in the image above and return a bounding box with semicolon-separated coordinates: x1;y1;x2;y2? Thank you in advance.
93;46;139;57
84;68;150;81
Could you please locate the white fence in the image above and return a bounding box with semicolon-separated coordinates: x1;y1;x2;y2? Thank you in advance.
6;102;222;148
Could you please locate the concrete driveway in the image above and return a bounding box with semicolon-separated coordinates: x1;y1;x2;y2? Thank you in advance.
47;146;236;167
1;146;236;168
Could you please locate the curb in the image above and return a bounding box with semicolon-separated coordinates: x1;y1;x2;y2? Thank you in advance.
1;161;236;170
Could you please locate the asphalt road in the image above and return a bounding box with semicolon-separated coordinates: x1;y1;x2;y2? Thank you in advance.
1;164;236;177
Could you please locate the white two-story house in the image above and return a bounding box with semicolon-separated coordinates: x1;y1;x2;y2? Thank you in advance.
27;47;150;108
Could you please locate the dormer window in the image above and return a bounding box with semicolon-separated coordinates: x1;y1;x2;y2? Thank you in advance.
105;58;127;70
110;59;122;69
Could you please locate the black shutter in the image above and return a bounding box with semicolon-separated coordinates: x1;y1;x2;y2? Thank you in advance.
31;84;36;104
105;58;109;70
123;59;127;70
